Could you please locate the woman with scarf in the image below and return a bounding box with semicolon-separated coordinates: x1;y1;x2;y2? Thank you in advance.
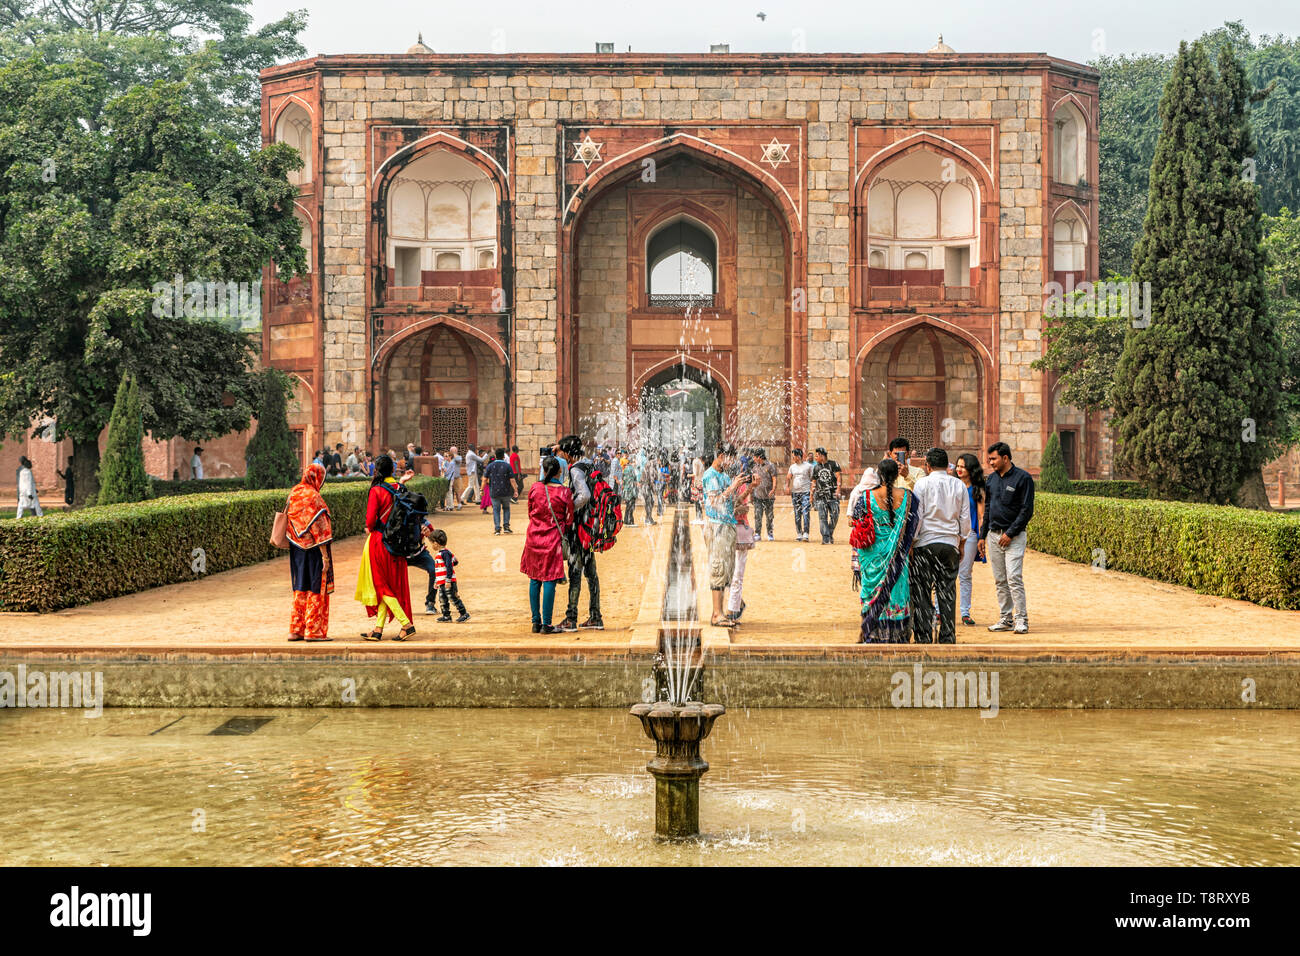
354;454;416;642
851;457;919;644
287;462;334;641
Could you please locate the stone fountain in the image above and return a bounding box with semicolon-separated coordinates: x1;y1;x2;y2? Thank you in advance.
630;505;725;839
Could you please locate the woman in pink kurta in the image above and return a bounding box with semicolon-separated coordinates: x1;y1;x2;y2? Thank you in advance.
520;456;573;633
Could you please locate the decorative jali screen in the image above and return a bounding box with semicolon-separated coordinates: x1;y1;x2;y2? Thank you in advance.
896;406;934;454
429;406;469;452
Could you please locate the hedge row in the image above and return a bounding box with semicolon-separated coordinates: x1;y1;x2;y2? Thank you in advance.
1032;493;1300;610
148;475;371;497
0;477;448;612
1059;480;1151;499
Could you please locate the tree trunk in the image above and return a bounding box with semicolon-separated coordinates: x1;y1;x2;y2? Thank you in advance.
1233;468;1273;510
71;439;101;508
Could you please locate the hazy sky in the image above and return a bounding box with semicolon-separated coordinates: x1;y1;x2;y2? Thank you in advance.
251;0;1299;63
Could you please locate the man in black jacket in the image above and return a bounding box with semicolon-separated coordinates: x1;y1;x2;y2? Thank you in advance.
977;442;1034;634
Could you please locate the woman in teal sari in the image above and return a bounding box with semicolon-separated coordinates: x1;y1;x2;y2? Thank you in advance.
851;457;919;643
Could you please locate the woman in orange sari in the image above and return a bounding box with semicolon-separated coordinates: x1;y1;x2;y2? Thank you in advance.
354;454;416;641
287;463;334;642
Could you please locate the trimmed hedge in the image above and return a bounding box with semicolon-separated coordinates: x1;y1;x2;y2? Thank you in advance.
0;476;448;612
1032;493;1300;609
1061;480;1151;500
148;475;372;497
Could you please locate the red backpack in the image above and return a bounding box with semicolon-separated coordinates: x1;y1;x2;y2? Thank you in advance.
575;463;623;552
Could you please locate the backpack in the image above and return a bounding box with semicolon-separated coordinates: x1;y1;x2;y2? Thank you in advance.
380;483;427;559
575;463;623;553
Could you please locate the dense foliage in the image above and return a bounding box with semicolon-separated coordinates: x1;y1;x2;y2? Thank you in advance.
1110;41;1284;504
1096;22;1300;275
244;370;299;489
1038;433;1073;494
1032;493;1300;609
95;373;149;504
0;476;448;611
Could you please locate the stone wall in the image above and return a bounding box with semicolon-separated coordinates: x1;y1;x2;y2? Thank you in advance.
575;186;627;423
735;191;787;444
301;58;1065;468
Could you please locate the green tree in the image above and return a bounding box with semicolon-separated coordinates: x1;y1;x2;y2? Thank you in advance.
245;370;300;489
1094;22;1300;276
0;55;306;506
1039;432;1074;493
0;0;307;149
95;373;149;504
1033;279;1132;413
1261;208;1300;446
1110;42;1285;506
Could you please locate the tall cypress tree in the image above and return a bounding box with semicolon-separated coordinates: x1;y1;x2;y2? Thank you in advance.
1039;432;1074;493
96;374;150;505
1110;41;1284;504
244;370;300;489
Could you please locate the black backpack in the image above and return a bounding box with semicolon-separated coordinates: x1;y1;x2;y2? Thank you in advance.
381;484;427;559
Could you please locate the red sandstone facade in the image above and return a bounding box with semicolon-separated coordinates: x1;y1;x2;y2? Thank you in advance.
259;46;1109;476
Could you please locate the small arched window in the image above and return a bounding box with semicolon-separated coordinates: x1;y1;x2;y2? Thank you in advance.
647;216;716;306
1052;210;1087;272
1052;102;1087;186
274;103;313;185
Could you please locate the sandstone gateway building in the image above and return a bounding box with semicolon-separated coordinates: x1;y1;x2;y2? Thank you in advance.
259;38;1103;477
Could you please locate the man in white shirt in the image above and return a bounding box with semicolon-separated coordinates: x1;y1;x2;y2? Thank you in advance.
785;447;815;542
191;446;204;480
460;443;486;505
909;447;971;644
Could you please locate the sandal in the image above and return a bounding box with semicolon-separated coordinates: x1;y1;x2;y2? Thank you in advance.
305;636;333;642
363;630;382;642
288;633;305;642
392;624;416;642
710;616;737;628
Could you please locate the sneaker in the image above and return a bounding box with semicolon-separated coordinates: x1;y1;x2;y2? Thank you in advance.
504;527;513;534
539;624;557;635
961;615;976;626
436;615;453;623
1013;621;1029;634
425;603;437;614
987;620;1014;632
767;534;774;542
556;616;578;632
457;612;471;623
494;529;501;535
532;621;541;634
579;616;605;630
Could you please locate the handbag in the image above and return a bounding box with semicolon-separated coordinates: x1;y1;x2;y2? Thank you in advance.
735;521;756;551
270;494;291;549
848;498;876;550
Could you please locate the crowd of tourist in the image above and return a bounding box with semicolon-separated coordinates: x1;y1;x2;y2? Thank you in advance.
277;429;1033;644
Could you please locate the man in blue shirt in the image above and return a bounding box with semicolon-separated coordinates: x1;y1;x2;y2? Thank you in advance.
702;442;747;628
482;447;519;534
978;441;1035;634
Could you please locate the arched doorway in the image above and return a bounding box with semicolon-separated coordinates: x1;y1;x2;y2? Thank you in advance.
858;324;986;464
562;139;800;453
639;364;723;462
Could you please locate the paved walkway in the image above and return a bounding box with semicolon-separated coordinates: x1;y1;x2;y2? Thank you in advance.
1;500;1297;654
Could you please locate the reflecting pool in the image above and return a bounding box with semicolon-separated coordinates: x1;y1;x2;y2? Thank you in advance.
1;708;1295;865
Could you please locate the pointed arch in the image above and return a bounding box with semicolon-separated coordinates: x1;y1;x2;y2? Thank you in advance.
372;314;509;371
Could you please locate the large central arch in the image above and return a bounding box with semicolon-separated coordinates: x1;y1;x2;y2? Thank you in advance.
559;134;804;454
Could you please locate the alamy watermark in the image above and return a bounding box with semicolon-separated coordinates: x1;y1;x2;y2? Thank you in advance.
1043;277;1153;328
151;274;261;320
0;665;103;717
890;664;999;717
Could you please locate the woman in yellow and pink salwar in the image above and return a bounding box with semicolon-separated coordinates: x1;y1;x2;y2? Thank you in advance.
287;463;334;642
